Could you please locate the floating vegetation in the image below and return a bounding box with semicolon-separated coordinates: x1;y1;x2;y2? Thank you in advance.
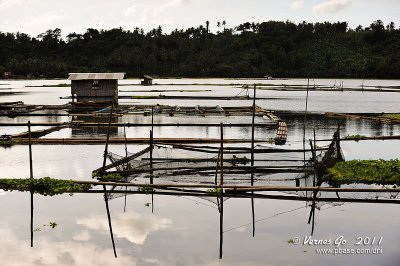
131;96;156;99
207;187;223;196
100;173;124;181
0;177;92;196
44;222;59;229
344;134;367;142
226;155;250;165
138;185;155;193
379;113;400;121
323;160;400;185
0;140;17;146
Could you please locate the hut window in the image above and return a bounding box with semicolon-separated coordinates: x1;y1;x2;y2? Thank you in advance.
92;80;99;89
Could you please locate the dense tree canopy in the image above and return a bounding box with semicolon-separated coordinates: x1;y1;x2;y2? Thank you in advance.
0;20;399;79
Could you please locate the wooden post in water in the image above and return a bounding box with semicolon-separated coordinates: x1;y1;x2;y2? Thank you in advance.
313;129;317;187
151;106;154;133
150;130;154;185
303;78;310;165
102;104;114;173
102;104;117;258
219;123;224;186
250;84;256;237
251;84;256;186
123;124;128;213
219;196;224;259
28;121;34;248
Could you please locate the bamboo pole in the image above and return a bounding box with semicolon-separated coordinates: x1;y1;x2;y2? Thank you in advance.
150;130;153;185
123;124;128;213
75;189;400;204
101;104;114;173
251;84;257;237
28;121;34;248
219;123;224;186
251;84;256;186
69;180;400;193
0;122;277;128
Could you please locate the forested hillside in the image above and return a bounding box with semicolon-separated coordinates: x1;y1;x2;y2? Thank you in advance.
0;20;399;79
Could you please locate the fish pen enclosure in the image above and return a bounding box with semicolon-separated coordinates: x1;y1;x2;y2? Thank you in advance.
91;132;344;199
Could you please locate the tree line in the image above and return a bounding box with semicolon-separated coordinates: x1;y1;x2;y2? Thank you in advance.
0;20;399;79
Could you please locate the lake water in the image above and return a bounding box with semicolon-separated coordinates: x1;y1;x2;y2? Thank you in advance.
0;78;399;265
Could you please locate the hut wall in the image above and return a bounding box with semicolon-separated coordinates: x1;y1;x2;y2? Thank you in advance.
71;80;118;103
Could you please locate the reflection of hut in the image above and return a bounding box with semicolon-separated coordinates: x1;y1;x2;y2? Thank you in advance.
141;75;153;86
71;115;118;136
69;73;125;105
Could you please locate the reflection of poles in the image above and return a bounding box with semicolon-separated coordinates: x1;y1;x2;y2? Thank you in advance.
218;196;224;259
251;84;257;237
102;104;117;258
251;198;255;237
307;130;319;236
28;121;34;247
104;190;117;257
307;197;317;236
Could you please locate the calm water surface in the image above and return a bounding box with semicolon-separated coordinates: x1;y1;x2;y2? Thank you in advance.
0;78;399;265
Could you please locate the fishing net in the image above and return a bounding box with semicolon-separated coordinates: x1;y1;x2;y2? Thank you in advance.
105;144;258;185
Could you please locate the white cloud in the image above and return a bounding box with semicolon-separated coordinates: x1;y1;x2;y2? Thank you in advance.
121;0;196;30
0;225;135;266
313;0;352;14
76;212;172;245
0;0;22;10
30;12;68;27
72;230;91;241
290;0;304;11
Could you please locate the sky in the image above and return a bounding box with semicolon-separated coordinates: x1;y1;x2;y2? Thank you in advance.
0;0;399;37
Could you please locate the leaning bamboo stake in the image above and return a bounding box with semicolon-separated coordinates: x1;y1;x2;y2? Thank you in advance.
102;103;117;258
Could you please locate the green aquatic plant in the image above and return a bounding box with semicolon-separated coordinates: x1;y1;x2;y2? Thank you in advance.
138;185;155;193
379;113;400;121
100;173;124;181
0;177;92;196
44;222;58;228
206;187;223;196
323;159;400;185
91;171;99;178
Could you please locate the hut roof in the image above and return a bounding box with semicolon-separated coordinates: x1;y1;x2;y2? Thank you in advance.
143;75;153;80
68;73;125;80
